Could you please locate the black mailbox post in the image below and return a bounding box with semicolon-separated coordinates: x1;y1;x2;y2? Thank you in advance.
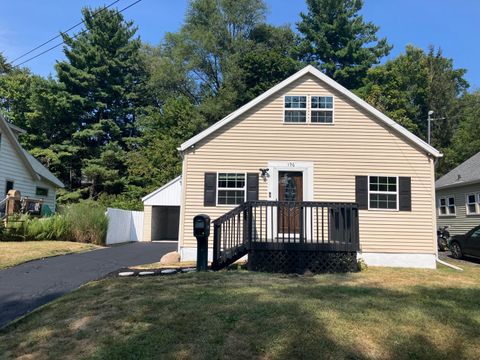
193;214;210;271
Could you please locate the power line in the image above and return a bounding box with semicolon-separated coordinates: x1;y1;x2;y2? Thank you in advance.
11;0;122;64
13;0;142;68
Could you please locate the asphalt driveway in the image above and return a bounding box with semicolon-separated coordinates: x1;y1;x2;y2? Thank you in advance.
0;241;177;328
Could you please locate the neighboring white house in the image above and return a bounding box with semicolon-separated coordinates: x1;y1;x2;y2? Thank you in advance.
0;114;64;212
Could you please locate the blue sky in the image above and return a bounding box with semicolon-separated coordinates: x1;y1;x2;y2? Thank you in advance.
1;0;479;89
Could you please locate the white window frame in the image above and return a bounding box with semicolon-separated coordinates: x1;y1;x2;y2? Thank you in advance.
438;195;456;216
310;95;335;124
367;175;399;211
283;95;335;124
216;172;247;206
283;95;307;123
466;193;480;215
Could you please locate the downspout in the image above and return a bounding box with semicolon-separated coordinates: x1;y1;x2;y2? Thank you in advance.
436;257;463;271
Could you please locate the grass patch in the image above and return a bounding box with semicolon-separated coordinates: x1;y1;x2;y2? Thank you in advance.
0;264;479;359
0;241;101;269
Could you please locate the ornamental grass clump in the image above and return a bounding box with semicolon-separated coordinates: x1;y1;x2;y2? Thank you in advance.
4;203;108;245
63;203;108;245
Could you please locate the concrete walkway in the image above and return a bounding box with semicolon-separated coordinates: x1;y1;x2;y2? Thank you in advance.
0;241;177;328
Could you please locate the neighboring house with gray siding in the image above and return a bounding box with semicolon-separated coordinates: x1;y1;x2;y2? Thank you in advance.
0;115;64;212
436;152;480;235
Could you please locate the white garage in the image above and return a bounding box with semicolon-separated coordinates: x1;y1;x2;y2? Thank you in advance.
142;176;182;241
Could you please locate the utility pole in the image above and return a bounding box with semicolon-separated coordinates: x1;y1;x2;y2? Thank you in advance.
427;110;445;145
427;110;434;145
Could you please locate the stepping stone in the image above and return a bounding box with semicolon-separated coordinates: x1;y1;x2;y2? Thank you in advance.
161;269;177;275
181;268;196;273
119;271;134;277
138;271;155;276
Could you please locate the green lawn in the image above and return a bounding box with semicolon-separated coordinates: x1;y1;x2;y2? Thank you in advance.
0;241;101;269
1;261;479;359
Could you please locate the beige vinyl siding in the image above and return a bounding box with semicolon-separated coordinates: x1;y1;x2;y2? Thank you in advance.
0;130;57;211
437;183;480;235
180;73;436;254
143;205;153;241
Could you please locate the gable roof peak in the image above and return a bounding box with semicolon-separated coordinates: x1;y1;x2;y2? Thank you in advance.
178;65;442;158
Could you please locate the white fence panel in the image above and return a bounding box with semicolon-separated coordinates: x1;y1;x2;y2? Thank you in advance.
130;210;144;241
106;208;144;245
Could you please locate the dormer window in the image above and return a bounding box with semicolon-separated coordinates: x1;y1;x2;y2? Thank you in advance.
284;96;307;123
311;96;334;123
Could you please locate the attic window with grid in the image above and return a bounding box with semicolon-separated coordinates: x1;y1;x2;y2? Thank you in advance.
284;96;307;122
311;96;333;123
284;95;334;123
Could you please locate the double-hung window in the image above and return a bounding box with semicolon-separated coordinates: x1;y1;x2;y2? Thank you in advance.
466;193;479;215
439;196;455;216
311;96;334;123
284;96;307;123
369;176;398;210
217;173;246;205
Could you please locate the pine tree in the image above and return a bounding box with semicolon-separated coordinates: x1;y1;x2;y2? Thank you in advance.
297;0;391;89
55;6;146;197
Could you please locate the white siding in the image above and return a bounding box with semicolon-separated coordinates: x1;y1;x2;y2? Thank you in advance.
0;130;57;211
143;176;182;206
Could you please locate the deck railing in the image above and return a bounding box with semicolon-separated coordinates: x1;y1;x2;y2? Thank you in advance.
211;201;359;270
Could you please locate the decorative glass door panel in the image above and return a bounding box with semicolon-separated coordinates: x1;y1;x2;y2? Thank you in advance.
278;171;303;234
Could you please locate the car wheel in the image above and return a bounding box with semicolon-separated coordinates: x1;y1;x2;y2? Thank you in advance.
450;241;463;259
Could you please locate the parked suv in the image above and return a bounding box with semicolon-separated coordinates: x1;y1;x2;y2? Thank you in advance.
449;224;480;259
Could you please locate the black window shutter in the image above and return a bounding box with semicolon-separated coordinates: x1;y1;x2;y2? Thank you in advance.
246;173;259;201
204;173;217;207
355;176;368;210
399;177;412;211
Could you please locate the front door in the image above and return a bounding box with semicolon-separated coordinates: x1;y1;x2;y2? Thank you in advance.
278;171;303;234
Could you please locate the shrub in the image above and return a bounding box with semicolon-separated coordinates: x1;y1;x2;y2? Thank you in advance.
23;215;69;240
2;203;108;245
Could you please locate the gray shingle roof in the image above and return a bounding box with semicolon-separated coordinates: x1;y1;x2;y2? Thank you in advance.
436;151;480;189
22;150;64;188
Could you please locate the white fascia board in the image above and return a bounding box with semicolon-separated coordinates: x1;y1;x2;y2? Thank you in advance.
142;176;182;202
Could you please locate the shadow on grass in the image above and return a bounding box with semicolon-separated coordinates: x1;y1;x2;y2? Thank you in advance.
1;272;479;359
